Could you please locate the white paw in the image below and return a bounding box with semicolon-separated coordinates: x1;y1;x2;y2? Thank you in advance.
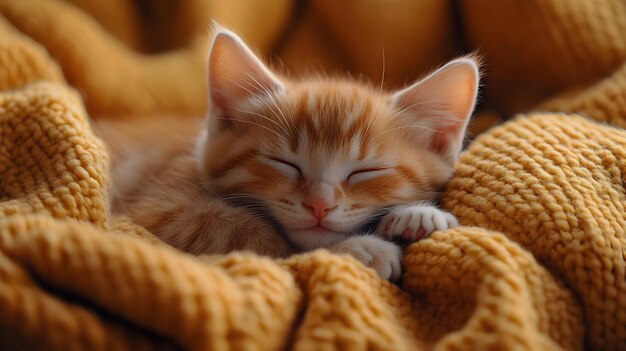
376;205;458;241
330;236;402;280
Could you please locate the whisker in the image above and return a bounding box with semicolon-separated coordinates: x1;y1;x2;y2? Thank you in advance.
372;47;385;119
373;125;441;140
243;72;292;135
221;75;280;117
234;107;288;134
212;117;281;138
217;59;286;126
363;47;386;139
220;193;257;199
388;99;447;120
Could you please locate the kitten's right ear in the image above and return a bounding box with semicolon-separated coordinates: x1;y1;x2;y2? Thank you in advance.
391;57;480;163
208;26;283;126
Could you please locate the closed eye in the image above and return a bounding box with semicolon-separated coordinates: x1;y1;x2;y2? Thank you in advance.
347;168;391;185
266;157;303;176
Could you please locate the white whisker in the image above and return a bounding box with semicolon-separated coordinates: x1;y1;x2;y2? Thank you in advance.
234;107;288;134
243;72;292;134
216;59;286;127
363;47;386;139
389;99;447;120
373;125;441;140
372;47;385;118
212;117;281;138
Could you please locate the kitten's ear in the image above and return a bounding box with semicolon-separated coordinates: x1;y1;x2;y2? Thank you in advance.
391;57;480;163
207;27;283;126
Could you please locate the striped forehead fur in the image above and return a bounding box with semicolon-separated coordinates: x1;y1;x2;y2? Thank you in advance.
235;78;392;156
201;74;453;200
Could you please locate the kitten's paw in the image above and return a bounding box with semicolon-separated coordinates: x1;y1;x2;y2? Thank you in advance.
329;236;402;280
377;205;458;241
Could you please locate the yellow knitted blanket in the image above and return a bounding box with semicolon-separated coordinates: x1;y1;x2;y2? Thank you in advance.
1;1;625;350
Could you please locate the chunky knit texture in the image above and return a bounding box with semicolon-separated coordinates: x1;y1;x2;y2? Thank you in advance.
1;1;625;350
442;114;626;350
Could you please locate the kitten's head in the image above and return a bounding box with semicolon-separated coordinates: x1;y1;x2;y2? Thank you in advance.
197;28;480;250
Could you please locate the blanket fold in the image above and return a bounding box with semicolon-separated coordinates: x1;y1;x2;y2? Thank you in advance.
1;1;625;350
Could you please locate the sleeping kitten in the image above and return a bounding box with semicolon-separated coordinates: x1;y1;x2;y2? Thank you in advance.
98;28;479;280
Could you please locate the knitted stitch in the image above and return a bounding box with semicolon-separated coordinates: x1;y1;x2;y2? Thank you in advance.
442;114;626;350
1;1;625;350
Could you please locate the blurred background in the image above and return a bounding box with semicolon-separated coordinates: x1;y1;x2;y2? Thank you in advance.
3;0;625;136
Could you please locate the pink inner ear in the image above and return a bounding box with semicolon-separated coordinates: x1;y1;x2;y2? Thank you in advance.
210;90;230;112
429;124;458;154
391;58;479;161
208;31;283;114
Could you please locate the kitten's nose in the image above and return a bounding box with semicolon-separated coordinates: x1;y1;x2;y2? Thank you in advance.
302;200;336;220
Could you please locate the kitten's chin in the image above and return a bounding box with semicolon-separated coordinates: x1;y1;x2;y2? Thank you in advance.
287;228;349;250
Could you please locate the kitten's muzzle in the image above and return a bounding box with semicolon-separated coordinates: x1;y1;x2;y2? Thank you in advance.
302;200;337;221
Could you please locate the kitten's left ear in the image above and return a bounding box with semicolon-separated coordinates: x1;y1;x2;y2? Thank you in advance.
207;26;284;129
391;57;480;163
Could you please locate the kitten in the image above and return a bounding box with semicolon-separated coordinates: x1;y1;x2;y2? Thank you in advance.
98;28;479;280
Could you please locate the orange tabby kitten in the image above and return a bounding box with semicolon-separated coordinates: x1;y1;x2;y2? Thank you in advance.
97;28;480;280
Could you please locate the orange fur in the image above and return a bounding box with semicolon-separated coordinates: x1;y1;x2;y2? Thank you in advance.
96;27;479;277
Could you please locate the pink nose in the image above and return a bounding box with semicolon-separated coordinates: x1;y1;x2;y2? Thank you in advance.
303;200;335;220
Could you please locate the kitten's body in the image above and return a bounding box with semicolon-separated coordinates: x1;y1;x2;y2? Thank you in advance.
97;116;293;257
97;27;479;280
